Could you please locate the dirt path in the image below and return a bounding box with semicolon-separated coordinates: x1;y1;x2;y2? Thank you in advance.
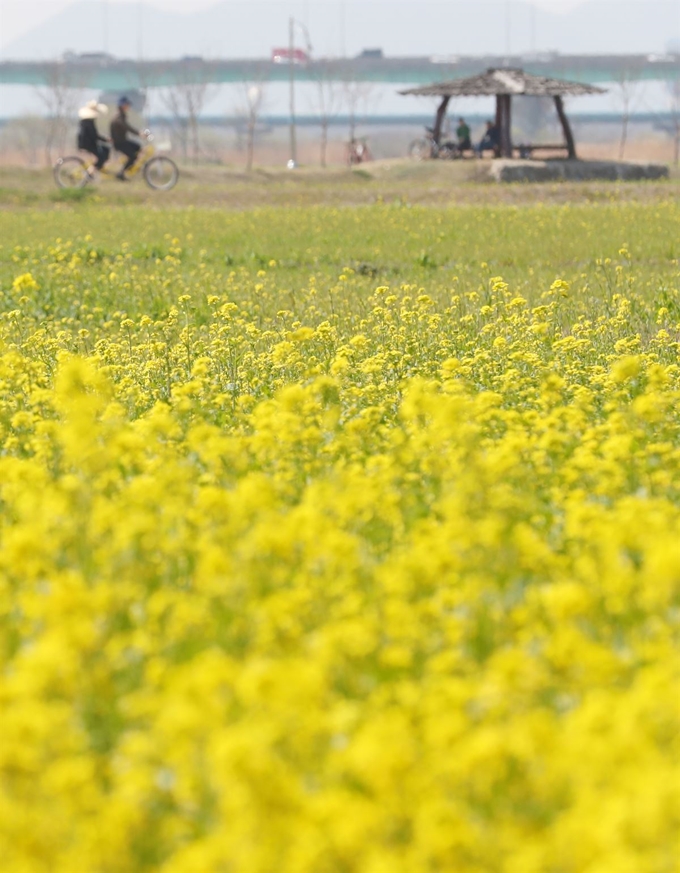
0;159;678;211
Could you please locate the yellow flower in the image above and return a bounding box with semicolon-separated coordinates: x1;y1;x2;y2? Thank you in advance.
12;272;39;292
611;355;641;383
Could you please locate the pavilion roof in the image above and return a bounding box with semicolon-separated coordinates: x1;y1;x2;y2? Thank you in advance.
400;67;606;98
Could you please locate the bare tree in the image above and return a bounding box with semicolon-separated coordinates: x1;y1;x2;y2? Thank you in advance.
245;84;265;172
34;62;83;165
668;78;680;167
613;66;645;160
161;89;188;161
159;61;218;164
1;117;51;167
234;81;268;171
309;62;341;167
342;77;377;144
127;63;154;128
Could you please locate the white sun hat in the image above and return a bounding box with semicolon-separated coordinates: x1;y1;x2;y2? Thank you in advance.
78;100;109;120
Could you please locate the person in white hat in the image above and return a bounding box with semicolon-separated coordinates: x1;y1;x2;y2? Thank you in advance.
77;100;111;172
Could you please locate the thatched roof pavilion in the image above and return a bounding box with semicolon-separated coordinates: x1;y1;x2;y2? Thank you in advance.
400;68;606;159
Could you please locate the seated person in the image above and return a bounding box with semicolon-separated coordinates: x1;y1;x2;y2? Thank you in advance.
77;100;110;171
475;120;500;157
456;117;472;153
110;96;142;180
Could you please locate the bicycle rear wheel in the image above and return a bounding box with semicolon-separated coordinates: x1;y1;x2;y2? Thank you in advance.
438;144;458;160
408;139;431;161
143;156;179;191
53;156;90;189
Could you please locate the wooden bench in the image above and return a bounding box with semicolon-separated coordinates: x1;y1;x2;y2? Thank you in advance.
514;143;571;159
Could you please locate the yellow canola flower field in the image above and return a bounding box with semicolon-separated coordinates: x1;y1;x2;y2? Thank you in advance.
0;206;679;873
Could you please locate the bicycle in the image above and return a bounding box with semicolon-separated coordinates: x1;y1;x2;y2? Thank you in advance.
408;126;460;161
53;131;179;191
347;137;373;166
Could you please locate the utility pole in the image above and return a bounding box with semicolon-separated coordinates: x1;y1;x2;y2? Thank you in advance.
137;1;143;62
103;0;109;54
287;17;312;168
505;0;511;59
340;0;346;57
289;16;297;167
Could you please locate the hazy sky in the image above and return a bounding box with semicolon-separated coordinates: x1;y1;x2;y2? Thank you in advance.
0;0;666;50
0;0;677;118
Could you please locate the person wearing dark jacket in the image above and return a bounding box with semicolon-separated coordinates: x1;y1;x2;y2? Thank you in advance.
110;96;142;180
77;100;110;171
475;120;500;157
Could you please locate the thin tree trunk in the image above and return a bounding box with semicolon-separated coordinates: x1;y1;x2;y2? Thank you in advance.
320;120;328;167
619;111;629;160
191;115;200;164
45;120;56;166
246;118;255;171
181;123;189;163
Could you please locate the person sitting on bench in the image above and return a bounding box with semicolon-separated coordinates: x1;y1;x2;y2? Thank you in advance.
456;117;472;154
475;120;499;157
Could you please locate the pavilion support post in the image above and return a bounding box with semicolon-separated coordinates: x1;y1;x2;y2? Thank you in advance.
495;94;512;158
554;95;577;159
500;94;513;158
433;96;450;145
495;95;502;149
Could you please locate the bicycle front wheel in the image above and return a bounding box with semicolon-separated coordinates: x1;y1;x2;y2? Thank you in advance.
408;139;431;161
53;156;89;189
143;156;179;191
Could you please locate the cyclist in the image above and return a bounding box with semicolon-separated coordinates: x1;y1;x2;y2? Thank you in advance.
348;137;372;165
77;100;110;174
110;96;142;180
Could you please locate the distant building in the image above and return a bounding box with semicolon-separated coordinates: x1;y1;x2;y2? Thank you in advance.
62;51;115;65
359;49;384;59
271;48;309;65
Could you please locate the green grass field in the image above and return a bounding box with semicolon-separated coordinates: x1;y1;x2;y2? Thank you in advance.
2;179;679;300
